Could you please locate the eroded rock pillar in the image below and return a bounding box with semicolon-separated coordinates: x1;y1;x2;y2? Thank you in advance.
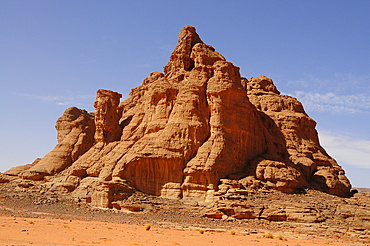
94;89;122;143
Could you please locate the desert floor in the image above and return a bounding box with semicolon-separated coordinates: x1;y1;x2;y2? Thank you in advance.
0;185;368;246
0;215;360;246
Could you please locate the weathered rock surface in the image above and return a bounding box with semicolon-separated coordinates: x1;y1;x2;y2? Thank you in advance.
205;186;370;235
20;107;95;181
2;25;352;210
94;89;122;144
246;76;350;196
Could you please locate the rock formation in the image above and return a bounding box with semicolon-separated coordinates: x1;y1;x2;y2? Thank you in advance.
19;107;95;181
2;26;351;209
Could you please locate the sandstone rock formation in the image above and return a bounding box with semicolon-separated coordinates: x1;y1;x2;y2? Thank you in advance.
19;107;95;181
2;26;351;209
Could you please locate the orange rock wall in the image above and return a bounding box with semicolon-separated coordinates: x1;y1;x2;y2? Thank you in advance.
7;26;351;208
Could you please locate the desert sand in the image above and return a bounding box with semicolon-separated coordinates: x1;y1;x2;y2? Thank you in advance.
1;184;369;246
0;215;356;246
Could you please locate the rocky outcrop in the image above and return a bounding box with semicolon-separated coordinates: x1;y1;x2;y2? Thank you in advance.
2;25;351;209
246;76;351;196
19;107;95;181
94;89;122;143
205;186;370;229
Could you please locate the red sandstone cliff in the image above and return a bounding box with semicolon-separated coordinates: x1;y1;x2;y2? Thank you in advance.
2;26;351;209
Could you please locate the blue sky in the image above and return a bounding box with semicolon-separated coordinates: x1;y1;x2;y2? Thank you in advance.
1;1;369;187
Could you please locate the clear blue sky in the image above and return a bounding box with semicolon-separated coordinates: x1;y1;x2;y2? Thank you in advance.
1;0;369;187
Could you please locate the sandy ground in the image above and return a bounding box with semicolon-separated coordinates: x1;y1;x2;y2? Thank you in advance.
0;185;369;246
0;215;362;246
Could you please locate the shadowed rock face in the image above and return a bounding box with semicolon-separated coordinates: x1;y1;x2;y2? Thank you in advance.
4;26;351;208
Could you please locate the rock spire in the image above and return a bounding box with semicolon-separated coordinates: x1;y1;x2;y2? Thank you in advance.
2;26;351;209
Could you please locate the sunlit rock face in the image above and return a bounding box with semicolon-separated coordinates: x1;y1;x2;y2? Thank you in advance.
5;26;351;208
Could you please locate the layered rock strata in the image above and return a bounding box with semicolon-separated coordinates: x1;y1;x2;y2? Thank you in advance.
2;26;351;209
